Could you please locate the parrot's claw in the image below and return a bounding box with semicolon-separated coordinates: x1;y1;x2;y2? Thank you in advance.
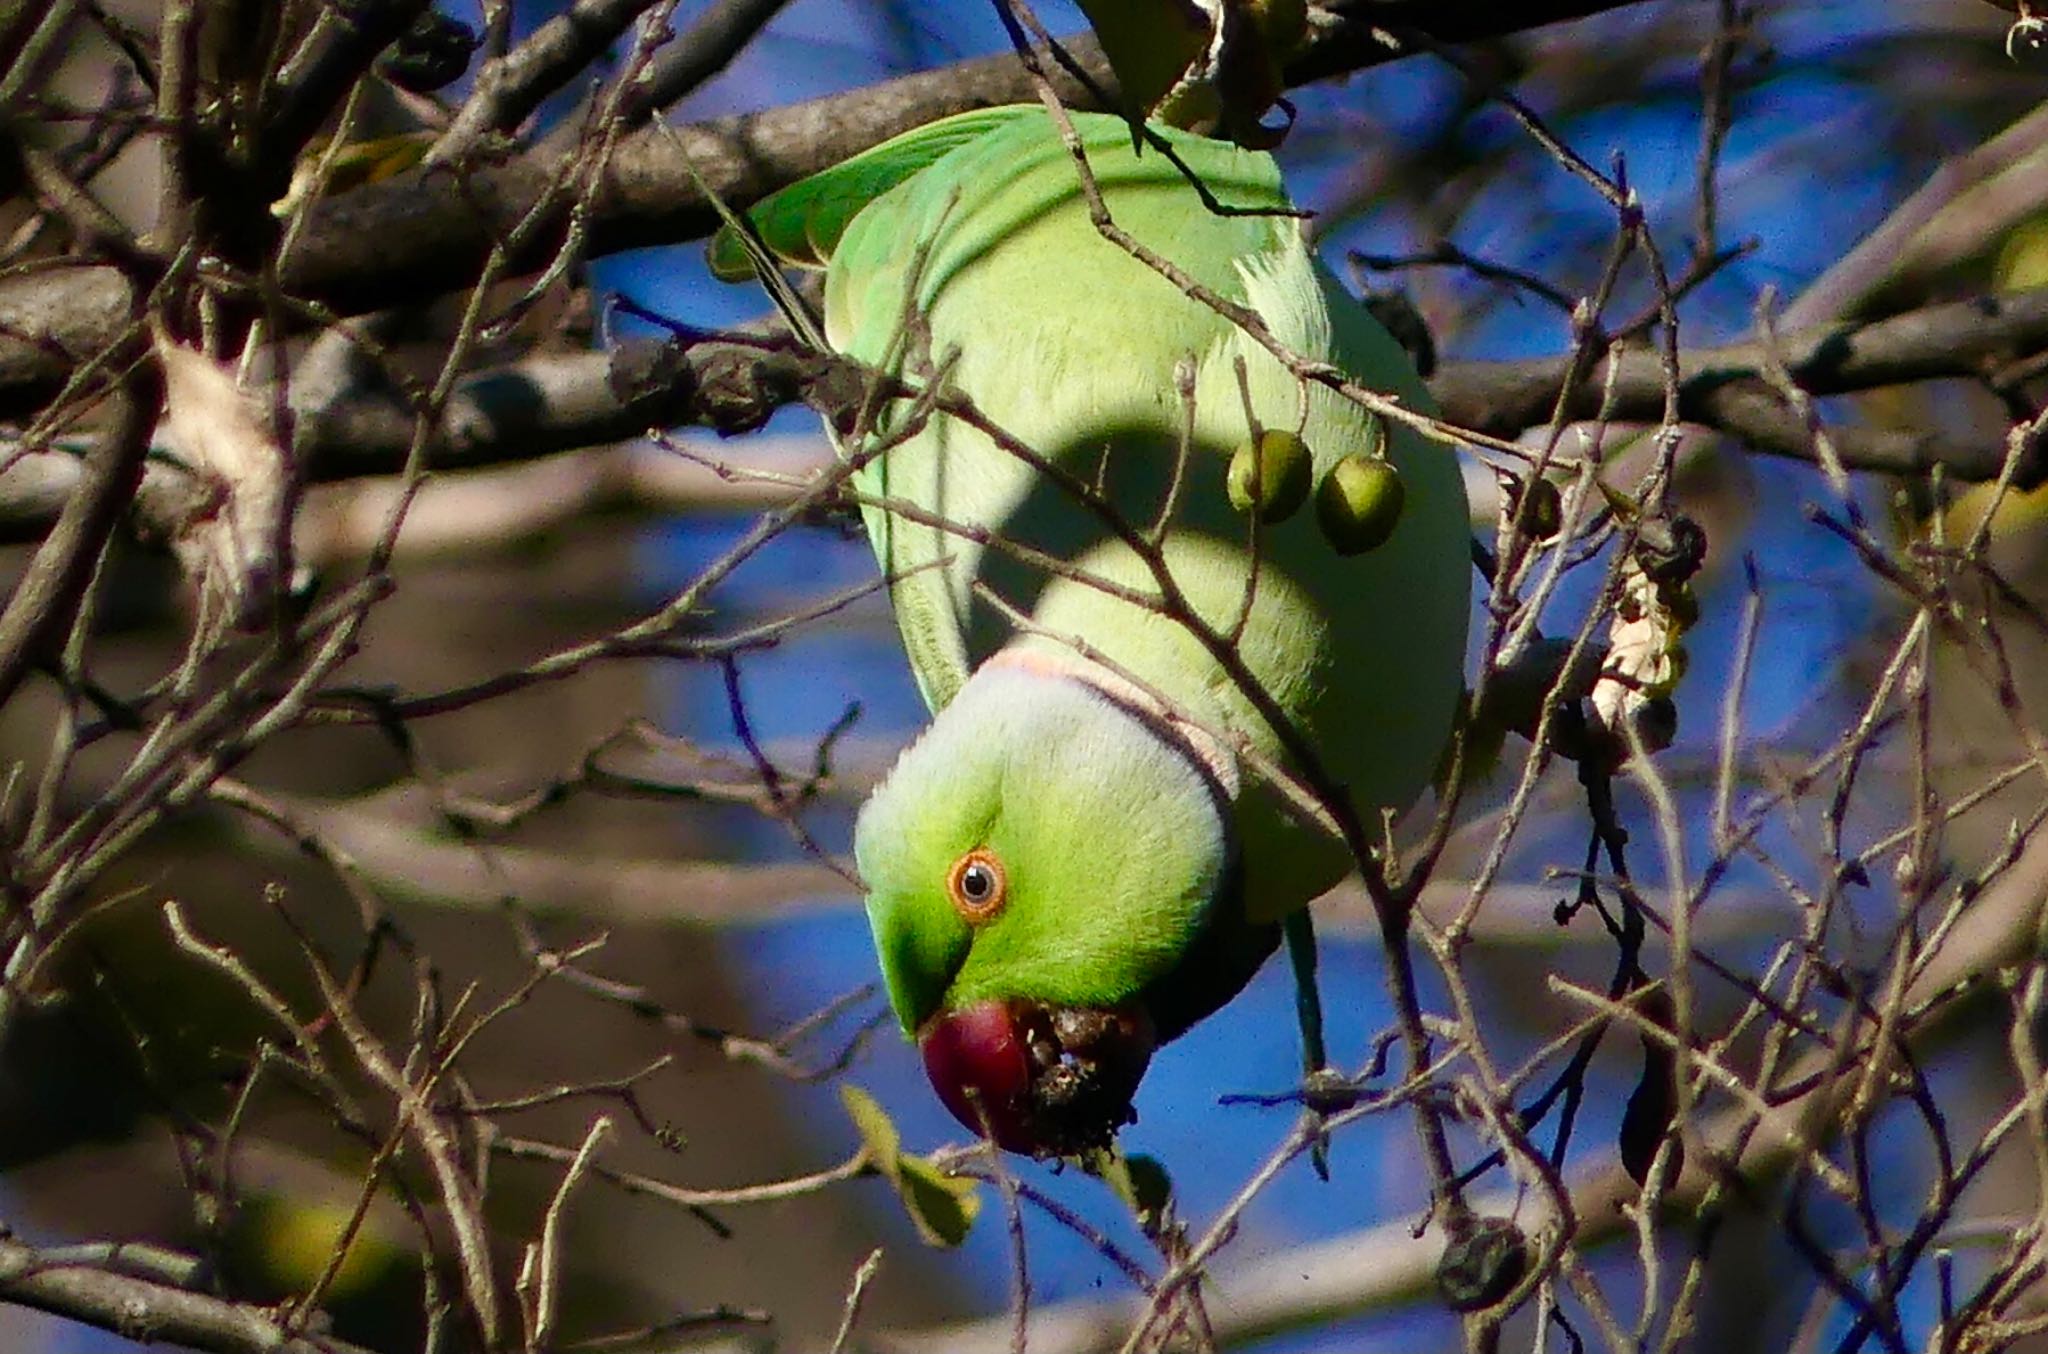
1305;1116;1332;1180
1284;913;1337;1179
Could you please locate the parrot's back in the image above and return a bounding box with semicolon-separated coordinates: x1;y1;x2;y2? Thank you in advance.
809;109;1470;918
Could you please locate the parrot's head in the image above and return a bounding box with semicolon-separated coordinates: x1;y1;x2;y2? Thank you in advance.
856;660;1251;1156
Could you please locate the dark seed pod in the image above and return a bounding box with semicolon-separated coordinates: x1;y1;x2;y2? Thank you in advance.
378;10;479;93
1506;474;1564;540
1226;430;1313;522
1620;988;1684;1189
1316;454;1405;555
1667;582;1701;631
1633;513;1707;585
1435;1215;1532;1313
1635;695;1680;752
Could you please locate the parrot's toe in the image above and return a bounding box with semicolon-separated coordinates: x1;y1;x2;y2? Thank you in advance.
919;998;1156;1157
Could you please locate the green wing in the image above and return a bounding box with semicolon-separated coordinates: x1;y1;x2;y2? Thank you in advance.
706;107;1043;281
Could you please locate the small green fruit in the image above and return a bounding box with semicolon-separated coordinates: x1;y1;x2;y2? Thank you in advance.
1226;430;1313;522
1316;455;1405;554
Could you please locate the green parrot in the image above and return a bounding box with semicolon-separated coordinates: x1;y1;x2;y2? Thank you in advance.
711;106;1470;1156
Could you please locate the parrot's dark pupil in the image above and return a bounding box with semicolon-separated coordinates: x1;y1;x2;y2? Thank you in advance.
962;866;992;899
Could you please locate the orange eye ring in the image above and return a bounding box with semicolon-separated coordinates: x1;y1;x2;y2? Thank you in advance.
946;849;1007;923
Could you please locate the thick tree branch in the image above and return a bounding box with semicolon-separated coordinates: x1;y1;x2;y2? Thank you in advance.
0;1233;379;1354
0;0;1658;416
287;336;823;475
6;283;2042;546
0;349;152;708
626;0;803;120
1789;97;2048;325
0;336;830;542
1435;285;2048;482
430;0;669;165
259;0;434;187
1285;0;1657;85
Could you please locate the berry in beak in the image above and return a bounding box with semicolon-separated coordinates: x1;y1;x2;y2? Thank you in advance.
917;998;1157;1156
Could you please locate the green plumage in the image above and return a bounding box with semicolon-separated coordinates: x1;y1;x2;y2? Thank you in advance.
706;107;1040;281
717;108;1470;1045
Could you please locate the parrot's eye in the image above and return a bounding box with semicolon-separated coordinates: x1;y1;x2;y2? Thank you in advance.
947;849;1007;922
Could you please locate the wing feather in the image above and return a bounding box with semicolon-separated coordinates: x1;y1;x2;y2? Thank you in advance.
706;107;1043;280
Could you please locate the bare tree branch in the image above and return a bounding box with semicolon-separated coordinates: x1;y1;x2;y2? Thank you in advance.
220;784;851;925
431;0;668;165
0;0;1662;415
1435;283;2048;482
0;1232;380;1354
1285;0;1657;85
6;281;2042;551
0;350;150;708
0;334;829;542
1790;96;2048;324
882;814;2048;1354
625;0;803;121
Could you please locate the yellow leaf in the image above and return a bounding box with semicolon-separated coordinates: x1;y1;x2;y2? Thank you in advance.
840;1084;901;1167
839;1085;980;1248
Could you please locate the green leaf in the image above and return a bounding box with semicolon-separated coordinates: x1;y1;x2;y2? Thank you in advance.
896;1153;981;1248
1124;1153;1175;1228
1088;1145;1175;1233
840;1085;981;1248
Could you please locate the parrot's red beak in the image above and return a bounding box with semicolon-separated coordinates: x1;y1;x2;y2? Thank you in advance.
917;998;1157;1156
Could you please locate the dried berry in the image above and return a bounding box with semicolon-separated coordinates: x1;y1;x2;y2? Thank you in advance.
1633;513;1708;586
378;10;479;93
1506;474;1564;540
1435;1215;1532;1313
